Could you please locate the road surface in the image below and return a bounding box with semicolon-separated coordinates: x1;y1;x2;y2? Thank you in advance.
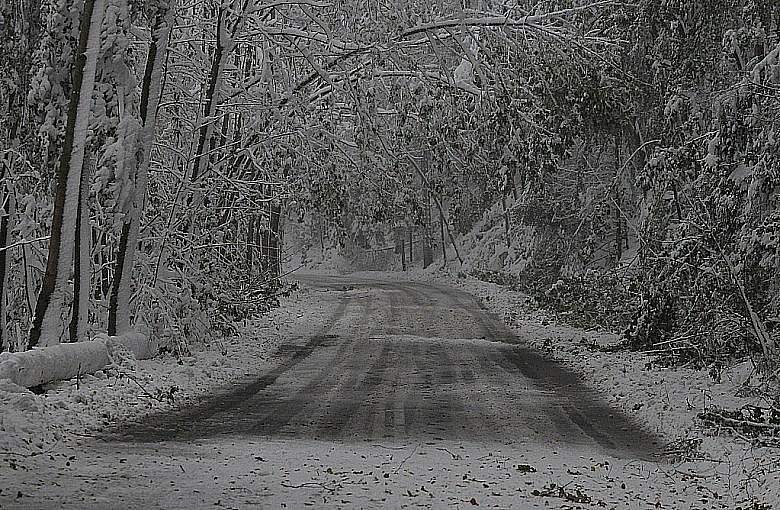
3;273;668;509
114;273;660;455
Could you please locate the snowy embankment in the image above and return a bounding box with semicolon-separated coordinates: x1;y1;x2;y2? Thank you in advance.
409;268;780;505
0;285;335;456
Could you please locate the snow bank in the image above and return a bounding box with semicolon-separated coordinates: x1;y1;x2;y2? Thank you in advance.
0;378;76;455
414;270;780;505
0;332;156;388
0;286;332;458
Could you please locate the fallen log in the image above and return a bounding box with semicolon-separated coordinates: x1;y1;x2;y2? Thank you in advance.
0;333;157;388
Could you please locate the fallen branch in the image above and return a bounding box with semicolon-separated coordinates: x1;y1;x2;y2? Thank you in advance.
281;481;337;493
699;406;780;442
435;447;461;460
393;442;421;474
701;414;780;432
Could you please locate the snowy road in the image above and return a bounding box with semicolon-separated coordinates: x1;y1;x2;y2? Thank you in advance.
4;273;684;509
116;273;661;456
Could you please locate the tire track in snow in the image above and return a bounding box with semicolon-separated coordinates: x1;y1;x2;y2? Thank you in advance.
109;273;664;461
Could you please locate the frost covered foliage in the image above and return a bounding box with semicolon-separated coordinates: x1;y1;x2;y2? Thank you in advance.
622;2;780;365
26;0;79;157
304;1;780;371
2;0;289;354
457;2;780;369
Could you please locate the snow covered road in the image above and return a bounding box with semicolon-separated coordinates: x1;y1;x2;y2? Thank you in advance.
11;272;747;509
114;273;662;458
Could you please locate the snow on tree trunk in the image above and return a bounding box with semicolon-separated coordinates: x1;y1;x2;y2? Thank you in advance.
21;244;35;319
0;175;13;352
108;0;178;336
29;0;106;348
69;153;91;342
106;79;141;334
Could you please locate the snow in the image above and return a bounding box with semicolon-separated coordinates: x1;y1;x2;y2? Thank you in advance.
0;286;333;455
399;268;780;507
0;332;156;388
1;273;778;508
110;0;177;335
2;418;776;508
36;0;107;347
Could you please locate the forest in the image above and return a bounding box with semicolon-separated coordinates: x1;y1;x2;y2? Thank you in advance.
2;0;780;507
2;0;779;375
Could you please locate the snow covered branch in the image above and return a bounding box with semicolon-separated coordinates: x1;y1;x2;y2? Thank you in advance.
399;1;629;39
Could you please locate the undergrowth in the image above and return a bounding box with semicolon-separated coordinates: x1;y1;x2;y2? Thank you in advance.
469;266;773;372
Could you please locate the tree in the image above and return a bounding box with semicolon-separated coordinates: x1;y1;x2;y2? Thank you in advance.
108;0;178;335
29;0;107;347
0;163;14;350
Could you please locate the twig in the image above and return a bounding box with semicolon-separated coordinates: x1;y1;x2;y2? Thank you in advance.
281;481;337;493
0;235;50;253
436;447;461;460
393;442;421;474
674;469;711;479
704;414;780;433
371;444;411;450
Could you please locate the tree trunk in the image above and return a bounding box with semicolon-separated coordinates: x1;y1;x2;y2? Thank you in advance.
257;215;265;273
21;243;34;320
439;209;447;265
191;6;233;183
108;0;177;335
423;189;433;268
211;110;231;173
0;332;157;388
319;218;325;255
94;229;112;300
423;241;433;268
614;134;622;264
502;194;511;248
406;155;463;265
29;0;106;348
0;173;14;352
278;206;285;275
399;228;407;271
408;226;413;264
246;216;255;273
268;202;282;280
69;153;92;342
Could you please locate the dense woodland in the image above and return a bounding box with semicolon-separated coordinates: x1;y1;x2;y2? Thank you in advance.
1;0;779;374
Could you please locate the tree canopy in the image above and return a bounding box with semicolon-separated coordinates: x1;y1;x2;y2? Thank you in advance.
1;0;779;369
